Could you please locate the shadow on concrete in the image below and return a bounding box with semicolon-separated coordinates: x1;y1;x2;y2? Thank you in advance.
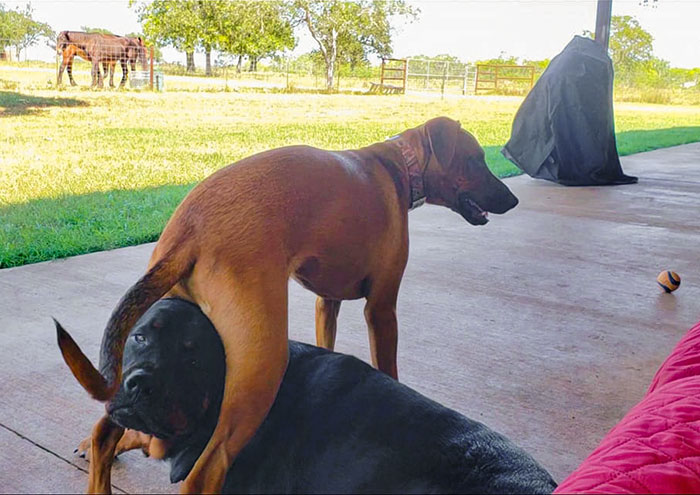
0;90;88;116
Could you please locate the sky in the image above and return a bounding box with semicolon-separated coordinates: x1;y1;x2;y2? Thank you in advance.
6;0;700;69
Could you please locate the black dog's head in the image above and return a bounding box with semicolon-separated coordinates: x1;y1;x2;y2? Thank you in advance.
422;117;519;225
107;298;225;443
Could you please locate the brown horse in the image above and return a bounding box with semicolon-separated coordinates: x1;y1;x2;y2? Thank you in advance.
57;31;147;88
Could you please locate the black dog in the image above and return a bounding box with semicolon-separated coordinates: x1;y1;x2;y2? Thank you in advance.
100;298;556;494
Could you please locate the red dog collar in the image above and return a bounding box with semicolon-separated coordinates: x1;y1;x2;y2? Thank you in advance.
392;138;426;210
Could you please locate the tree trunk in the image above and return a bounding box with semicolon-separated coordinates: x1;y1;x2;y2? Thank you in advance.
205;46;212;76
15;45;21;61
248;57;258;72
186;51;195;73
236;55;243;74
325;29;338;91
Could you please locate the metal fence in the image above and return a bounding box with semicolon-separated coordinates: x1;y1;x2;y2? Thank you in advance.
1;44;517;96
405;58;477;95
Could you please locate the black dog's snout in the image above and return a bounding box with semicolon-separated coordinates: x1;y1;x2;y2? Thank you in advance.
124;369;154;398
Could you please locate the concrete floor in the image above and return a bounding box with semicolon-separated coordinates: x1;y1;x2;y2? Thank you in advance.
1;143;699;493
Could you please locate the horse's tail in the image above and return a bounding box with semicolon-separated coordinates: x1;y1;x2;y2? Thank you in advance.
55;232;196;401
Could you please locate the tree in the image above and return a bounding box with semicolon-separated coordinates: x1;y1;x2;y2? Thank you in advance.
584;15;655;83
80;26;114;35
133;0;202;72
217;1;296;73
608;15;654;82
0;4;54;60
294;0;418;90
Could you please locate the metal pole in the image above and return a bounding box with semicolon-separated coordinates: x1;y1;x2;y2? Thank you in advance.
425;60;430;89
149;46;154;90
441;62;448;99
403;59;408;93
462;65;467;95
595;0;613;50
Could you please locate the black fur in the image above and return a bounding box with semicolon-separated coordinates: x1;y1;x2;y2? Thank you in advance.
111;299;556;494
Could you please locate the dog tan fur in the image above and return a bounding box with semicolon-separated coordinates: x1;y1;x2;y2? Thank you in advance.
56;116;518;493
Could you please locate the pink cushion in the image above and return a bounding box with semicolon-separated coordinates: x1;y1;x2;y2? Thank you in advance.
555;320;700;494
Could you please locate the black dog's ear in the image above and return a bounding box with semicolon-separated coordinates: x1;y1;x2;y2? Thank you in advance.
425;117;462;167
169;442;204;483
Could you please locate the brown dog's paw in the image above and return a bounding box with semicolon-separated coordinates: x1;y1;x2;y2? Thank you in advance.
74;436;92;461
73;435;130;461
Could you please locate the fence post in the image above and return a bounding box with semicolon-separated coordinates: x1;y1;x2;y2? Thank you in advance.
440;61;448;99
425;60;430;89
149;46;154;90
462;65;468;96
55;35;59;87
403;58;409;93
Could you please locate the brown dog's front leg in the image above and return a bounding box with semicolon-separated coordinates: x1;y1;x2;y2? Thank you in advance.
87;415;124;494
315;297;341;351
364;297;399;380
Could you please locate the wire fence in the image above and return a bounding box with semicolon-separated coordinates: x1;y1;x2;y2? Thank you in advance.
1;39;534;96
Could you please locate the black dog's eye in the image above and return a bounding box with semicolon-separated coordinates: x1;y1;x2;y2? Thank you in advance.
190;359;198;367
133;334;146;344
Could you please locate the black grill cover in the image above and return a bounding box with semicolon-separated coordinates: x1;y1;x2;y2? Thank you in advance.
502;36;637;186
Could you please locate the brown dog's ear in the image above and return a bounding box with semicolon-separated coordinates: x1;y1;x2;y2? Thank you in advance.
54;318;111;401
424;117;462;167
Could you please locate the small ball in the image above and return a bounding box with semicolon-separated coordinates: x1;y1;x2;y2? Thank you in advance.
657;270;681;293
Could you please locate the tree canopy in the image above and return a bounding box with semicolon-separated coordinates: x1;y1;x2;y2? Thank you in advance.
0;3;54;57
293;0;418;90
132;0;296;74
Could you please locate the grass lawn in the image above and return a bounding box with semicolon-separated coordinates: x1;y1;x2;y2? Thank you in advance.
1;89;700;268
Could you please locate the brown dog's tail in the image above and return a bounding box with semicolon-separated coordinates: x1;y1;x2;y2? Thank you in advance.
55;238;195;401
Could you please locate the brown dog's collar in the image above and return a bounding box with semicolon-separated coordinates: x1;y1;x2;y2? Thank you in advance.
390;137;426;210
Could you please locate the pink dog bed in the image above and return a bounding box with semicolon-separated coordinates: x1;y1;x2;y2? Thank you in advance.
555;320;700;494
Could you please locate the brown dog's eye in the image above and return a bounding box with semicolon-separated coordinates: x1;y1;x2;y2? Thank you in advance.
134;334;146;344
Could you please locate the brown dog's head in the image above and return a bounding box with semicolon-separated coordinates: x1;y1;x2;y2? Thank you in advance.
421;117;518;225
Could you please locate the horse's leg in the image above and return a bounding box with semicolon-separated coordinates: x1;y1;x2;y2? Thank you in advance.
60;53;76;87
119;59;128;88
58;54;67;86
93;60;104;89
103;62;114;88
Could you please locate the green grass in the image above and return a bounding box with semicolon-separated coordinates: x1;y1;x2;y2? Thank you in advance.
2;89;700;268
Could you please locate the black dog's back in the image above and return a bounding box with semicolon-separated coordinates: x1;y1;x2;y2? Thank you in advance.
171;342;556;494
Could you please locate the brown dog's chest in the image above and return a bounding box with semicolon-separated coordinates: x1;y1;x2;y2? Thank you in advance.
292;255;372;300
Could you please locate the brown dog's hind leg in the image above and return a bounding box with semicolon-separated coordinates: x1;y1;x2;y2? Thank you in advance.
87;415;124;494
181;268;290;493
315;297;341;350
364;285;400;380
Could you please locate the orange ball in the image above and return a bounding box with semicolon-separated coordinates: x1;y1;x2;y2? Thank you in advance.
657;270;681;293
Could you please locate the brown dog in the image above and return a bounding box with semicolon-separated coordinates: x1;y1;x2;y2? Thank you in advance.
56;116;518;493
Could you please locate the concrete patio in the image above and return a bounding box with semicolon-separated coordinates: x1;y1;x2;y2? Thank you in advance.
1;143;699;493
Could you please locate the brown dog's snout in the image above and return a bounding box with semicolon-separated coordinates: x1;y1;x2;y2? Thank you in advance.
488;188;519;214
467;177;518;215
